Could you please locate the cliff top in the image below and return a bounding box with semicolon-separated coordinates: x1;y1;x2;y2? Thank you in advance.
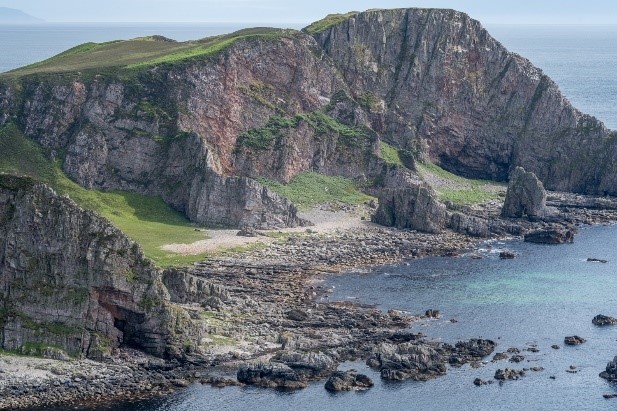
2;27;298;78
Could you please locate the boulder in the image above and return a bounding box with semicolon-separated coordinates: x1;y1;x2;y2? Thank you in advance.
600;356;617;381
499;251;516;259
593;315;617;326
524;227;575;244
564;336;586;346
495;368;525;380
324;370;374;391
501;167;547;218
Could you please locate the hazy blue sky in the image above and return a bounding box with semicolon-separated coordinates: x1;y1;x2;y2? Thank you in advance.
2;0;616;24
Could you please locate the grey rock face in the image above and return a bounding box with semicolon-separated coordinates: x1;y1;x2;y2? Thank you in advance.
372;184;447;233
501;167;547;218
0;175;193;359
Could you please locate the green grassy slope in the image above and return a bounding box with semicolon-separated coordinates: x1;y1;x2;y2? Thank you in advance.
3;28;297;78
258;171;373;210
0;124;206;267
416;161;504;205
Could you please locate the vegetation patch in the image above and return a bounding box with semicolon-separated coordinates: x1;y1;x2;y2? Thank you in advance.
258;171;373;210
236;111;368;151
236;115;299;150
417;162;503;205
3;28;298;78
379;141;404;167
0;124;205;267
304;12;359;35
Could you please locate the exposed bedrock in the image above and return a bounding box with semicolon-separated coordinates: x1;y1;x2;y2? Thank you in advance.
0;174;201;359
501;167;547;218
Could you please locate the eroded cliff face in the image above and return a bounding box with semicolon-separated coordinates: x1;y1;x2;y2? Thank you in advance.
311;8;617;195
0;175;198;359
1;33;376;228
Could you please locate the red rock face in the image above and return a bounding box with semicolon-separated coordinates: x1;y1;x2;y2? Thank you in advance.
312;8;617;194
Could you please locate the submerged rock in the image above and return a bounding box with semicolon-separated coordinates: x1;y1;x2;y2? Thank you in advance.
499;250;516;259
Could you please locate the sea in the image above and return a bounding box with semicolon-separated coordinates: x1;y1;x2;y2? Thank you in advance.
2;23;617;411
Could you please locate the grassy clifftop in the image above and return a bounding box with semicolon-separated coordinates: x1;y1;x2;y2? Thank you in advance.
3;27;297;78
0;124;206;267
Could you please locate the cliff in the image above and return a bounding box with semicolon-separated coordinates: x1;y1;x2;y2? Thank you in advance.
1;8;616;226
0;174;207;359
310;8;617;195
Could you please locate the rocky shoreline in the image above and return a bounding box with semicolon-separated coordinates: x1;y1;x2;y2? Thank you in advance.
3;191;617;409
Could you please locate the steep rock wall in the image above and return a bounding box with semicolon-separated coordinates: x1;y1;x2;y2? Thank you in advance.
0;174;194;359
310;8;617;195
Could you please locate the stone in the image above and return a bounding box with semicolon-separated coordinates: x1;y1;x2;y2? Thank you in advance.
424;309;441;319
499;251;516;259
593;315;617;326
509;355;525;363
524;227;576;244
494;368;525;381
324;370;373;391
501;167;547;218
564;336;586;346
493;352;509;361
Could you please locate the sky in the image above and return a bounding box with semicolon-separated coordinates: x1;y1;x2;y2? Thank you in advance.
2;0;617;25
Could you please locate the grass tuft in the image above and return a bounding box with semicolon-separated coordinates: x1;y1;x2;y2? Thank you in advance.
379;141;404;166
304;12;359;35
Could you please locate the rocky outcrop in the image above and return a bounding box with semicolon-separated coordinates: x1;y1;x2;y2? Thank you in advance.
501;167;547;218
236;363;307;389
600;357;617;381
3;7;617;229
564;336;586;346
0;175;194;359
524;227;575;244
367;342;447;381
324;370;373;391
372;184;447;233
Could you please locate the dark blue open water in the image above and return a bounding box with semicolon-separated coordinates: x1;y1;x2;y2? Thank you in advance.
4;23;617;410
